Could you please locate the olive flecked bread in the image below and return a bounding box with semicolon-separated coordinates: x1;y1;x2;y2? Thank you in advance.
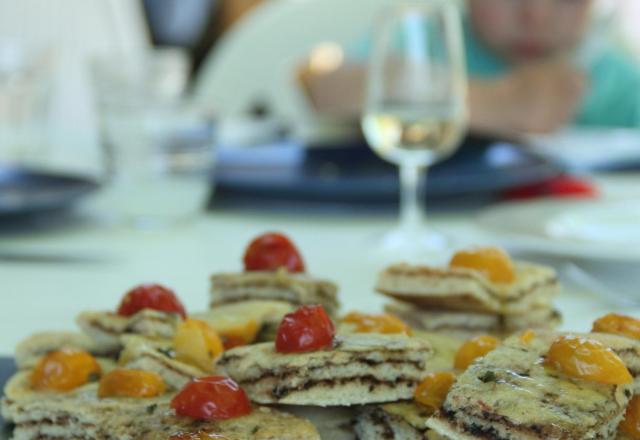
427;331;640;440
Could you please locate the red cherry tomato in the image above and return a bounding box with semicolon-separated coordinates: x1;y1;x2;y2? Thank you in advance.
171;376;252;421
117;284;186;318
243;232;305;273
275;305;335;353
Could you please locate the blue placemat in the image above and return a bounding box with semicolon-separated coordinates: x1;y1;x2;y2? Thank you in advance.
0;167;99;218
210;135;564;212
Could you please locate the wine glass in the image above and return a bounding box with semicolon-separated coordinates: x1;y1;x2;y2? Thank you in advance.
362;1;467;253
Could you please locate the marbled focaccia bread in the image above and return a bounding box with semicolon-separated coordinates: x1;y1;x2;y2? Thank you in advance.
118;336;207;390
2;371;122;439
76;309;182;352
355;403;446;440
2;370;319;440
377;263;558;314
193;299;294;344
278;405;357;440
14;331;116;369
216;333;432;406
4;386;319;439
353;331;458;440
386;302;561;340
136;404;321;440
210;269;340;317
427;331;640;440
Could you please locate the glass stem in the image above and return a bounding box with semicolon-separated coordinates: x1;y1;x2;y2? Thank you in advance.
399;163;426;234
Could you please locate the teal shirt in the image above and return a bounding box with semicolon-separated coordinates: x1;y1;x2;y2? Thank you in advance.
354;23;640;128
464;23;640;128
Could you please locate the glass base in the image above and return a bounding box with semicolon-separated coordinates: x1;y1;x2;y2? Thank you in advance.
372;226;449;261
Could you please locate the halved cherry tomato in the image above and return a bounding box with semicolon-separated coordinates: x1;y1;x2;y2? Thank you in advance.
98;369;165;398
174;319;224;371
545;335;632;385
619;395;640;439
341;312;412;335
243;233;305;273
275;305;335;353
171;376;252;421
117;283;186;318
454;335;499;370
593;313;640;340
450;247;515;284
414;372;456;411
31;349;101;392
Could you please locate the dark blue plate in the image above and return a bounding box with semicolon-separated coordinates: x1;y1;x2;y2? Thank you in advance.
210;135;563;211
0;357;15;439
0;167;100;218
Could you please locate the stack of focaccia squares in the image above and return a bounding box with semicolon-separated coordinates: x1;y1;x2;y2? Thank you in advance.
2;279;322;439
2;232;338;440
206;233;436;439
350;314;640;440
0;232;441;440
6;233;640;440
205;232;340;343
377;247;562;340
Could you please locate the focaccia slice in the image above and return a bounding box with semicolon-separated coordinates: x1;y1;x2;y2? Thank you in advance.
2;359;115;410
76;309;182;352
355;403;445;440
427;331;640;440
210;269;339;317
14;331;116;370
502;307;562;335
278;405;357;440
3;376;320;440
138;404;321;440
385;302;561;340
118;336;207;390
376;262;558;314
193;300;294;345
385;302;501;339
411;331;462;373
2;374;131;439
216;334;431;406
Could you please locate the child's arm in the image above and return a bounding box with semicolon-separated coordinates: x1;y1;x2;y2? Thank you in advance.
298;61;585;135
469;62;586;136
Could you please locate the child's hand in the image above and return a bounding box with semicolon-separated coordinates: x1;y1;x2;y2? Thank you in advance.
503;62;587;133
470;62;586;136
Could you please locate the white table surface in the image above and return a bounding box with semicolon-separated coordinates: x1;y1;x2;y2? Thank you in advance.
1;173;640;357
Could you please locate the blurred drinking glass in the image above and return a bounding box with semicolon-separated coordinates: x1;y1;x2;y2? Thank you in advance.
362;1;467;252
0;42;53;168
91;49;215;229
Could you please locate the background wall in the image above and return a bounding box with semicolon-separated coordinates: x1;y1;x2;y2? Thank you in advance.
618;0;640;57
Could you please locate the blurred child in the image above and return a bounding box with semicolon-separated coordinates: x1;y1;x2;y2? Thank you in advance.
300;0;640;135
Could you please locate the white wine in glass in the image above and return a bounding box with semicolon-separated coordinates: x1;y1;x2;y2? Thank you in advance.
362;1;467;253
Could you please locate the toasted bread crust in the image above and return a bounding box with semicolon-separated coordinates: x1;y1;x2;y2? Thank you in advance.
3;373;320;440
427;331;640;440
76;309;181;352
216;334;431;406
376;263;558;314
210;270;339;317
385;302;562;339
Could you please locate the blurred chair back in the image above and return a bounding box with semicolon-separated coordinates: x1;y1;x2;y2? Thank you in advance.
193;0;397;142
